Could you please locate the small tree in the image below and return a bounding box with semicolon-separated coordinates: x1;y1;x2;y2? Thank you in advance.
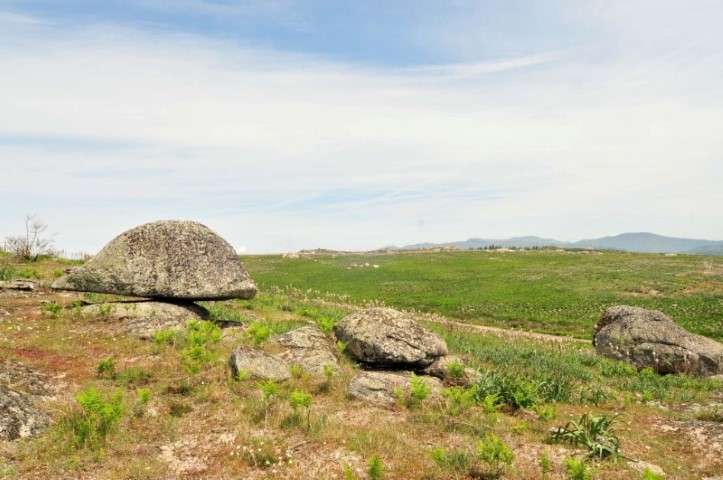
4;215;54;261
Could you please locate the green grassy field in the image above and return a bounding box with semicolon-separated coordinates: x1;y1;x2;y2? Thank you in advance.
242;250;723;340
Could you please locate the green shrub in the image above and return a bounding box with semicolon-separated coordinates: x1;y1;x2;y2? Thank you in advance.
115;366;152;387
153;328;178;346
446;360;466;380
550;414;620;459
180;320;222;374
0;264;15;280
430;447;470;473
474;371;538;410
41;301;62;318
61;387;124;450
132;388;151;417
286;389;313;431
476;433;514;478
564;457;591;480
539;452;552;478
245;321;271;345
641;468;664;480
316;316;336;334
407;374;431;408
96;358;116;378
442;386;477;416
367;455;384;480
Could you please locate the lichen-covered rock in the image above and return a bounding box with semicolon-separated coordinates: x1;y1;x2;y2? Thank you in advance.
347;371;442;407
333;308;447;367
52;220;256;300
271;326;339;375
80;301;208;339
593;305;723;376
0;362;55;441
423;355;481;386
0;385;50;441
228;346;291;382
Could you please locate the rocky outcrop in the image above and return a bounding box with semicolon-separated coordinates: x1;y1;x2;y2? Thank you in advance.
593;305;723;376
80;301;209;339
52;220;256;300
347;371;443;407
333;308;447;368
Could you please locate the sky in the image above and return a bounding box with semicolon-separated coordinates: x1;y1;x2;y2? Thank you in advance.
1;1;722;254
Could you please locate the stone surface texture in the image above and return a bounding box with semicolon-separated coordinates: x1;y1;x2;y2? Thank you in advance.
52;220;256;300
347;370;442;406
333;307;447;367
271;325;339;374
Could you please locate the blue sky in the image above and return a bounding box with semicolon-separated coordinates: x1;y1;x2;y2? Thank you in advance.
1;1;722;253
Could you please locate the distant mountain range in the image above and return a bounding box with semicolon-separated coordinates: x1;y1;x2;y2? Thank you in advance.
394;233;723;255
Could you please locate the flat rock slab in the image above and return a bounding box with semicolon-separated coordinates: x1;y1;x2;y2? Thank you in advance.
594;305;723;376
229;326;340;381
347;370;443;407
271;326;339;375
81;301;209;339
52;220;257;300
333;307;447;368
228;345;291;382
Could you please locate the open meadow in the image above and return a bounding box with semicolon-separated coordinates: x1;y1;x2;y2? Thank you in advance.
242;250;723;341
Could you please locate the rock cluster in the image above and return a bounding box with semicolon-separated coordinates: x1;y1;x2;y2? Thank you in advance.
593;305;723;376
335;307;479;406
52;220;257;338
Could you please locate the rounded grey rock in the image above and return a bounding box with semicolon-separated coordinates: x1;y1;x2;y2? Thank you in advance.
52;220;256;300
593;305;723;376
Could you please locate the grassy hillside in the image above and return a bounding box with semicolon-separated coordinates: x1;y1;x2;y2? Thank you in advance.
242;250;723;340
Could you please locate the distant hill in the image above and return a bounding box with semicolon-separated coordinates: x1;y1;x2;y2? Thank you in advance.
395;232;723;255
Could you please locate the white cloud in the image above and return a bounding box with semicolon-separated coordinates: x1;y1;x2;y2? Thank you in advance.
1;6;722;253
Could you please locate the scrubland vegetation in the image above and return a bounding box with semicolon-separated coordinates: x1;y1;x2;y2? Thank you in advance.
1;251;721;479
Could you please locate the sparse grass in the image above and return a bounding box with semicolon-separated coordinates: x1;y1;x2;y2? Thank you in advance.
3;256;721;479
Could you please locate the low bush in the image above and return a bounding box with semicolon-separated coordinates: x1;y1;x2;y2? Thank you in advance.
475;433;514;478
367;455;384;480
550;413;620;459
564;457;591;480
60;387;124;450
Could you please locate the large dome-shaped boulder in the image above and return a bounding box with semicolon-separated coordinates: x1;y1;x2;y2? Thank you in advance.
333;307;447;367
593;305;723;376
52;220;256;300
